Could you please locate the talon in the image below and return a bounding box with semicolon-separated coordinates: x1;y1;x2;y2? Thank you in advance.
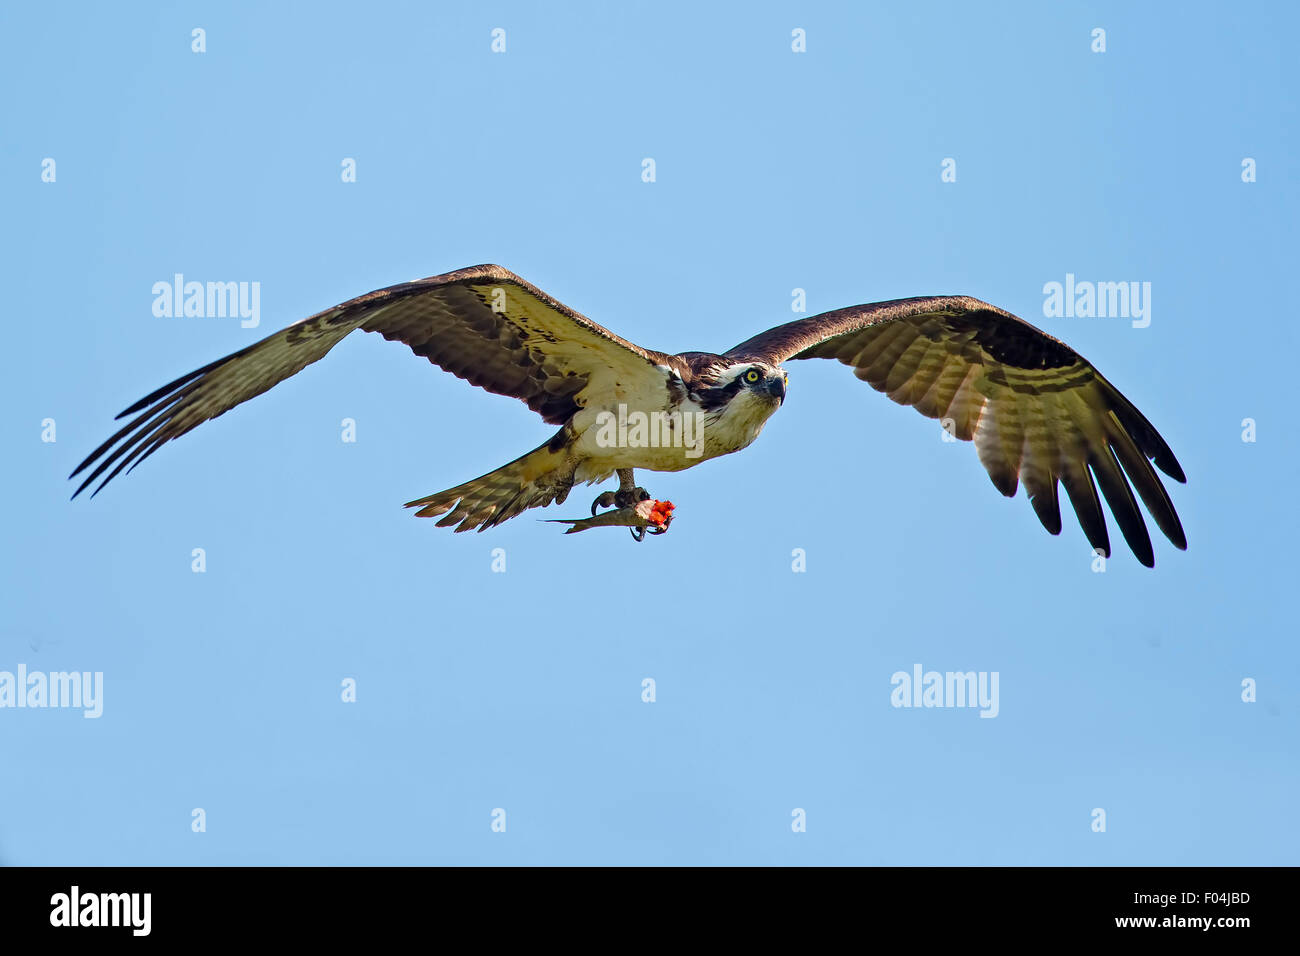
591;491;617;516
614;486;651;509
629;526;646;542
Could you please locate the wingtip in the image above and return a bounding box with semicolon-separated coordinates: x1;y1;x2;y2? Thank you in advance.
1161;457;1188;484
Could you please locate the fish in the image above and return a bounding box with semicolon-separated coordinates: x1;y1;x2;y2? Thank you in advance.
546;499;675;538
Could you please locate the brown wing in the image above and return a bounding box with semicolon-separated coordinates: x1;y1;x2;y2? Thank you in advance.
71;264;669;498
726;296;1187;566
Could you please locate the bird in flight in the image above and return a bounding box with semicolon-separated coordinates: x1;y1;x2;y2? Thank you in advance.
71;264;1187;565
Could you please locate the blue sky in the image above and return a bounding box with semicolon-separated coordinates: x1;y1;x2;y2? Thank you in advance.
2;1;1296;865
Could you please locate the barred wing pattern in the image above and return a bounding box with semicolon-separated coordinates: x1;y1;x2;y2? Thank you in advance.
70;265;669;498
726;297;1186;566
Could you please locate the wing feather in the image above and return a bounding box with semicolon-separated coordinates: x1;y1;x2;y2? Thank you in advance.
726;296;1186;565
71;265;669;498
1061;459;1110;558
1017;396;1063;536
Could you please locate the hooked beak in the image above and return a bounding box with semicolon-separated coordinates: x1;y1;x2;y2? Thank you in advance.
765;375;786;404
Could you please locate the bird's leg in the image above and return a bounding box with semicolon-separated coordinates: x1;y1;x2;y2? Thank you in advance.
589;468;650;516
614;469;653;541
613;468;650;509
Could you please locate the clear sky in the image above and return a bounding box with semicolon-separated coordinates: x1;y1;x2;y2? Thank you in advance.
2;1;1296;865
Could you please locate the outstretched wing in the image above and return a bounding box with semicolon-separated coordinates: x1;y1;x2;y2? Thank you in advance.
71;264;669;498
726;296;1186;566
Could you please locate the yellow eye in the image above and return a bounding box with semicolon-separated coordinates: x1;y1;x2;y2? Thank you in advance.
743;369;762;384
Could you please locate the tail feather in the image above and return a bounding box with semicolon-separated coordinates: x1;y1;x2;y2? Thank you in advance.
405;441;575;532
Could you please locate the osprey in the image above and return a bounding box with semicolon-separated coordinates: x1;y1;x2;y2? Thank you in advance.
71;264;1187;565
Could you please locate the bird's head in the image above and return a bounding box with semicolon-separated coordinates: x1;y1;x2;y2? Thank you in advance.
729;362;787;405
688;359;788;442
